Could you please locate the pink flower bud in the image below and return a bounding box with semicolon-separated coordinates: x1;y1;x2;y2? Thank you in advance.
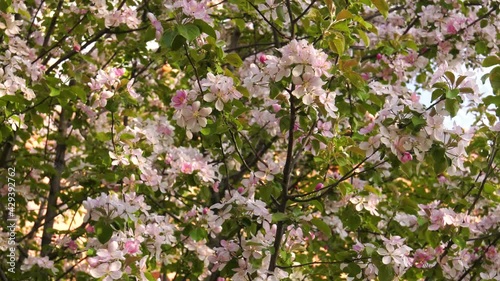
73;43;81;52
437;174;447;184
85;225;95;233
411;92;420;103
186;209;197;218
66;240;78;251
435;245;444;256
272;104;281;112
315;183;324;191
400;152;412;163
203;207;209;215
258;53;267;63
124;240;140;254
114;68;125;77
376;53;383;60
352;243;364;253
213;181;220;192
237;186;244;193
171;90;187;109
485;247;497;260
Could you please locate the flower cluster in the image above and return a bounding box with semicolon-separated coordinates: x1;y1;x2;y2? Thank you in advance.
172;89;213;139
21;256;59;274
90;2;141;29
264;40;334;109
82;192;177;280
201;73;242;111
165;146;220;185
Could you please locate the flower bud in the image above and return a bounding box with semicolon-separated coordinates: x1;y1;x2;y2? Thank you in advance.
258;53;267;63
400;152;412;163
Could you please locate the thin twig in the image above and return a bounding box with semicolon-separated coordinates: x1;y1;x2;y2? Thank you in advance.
290;147;381;202
184;44;203;92
247;1;289;39
277;257;370;268
292;0;317;24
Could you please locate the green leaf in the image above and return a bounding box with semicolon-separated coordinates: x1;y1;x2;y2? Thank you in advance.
276;5;286;22
87;248;96;256
0;94;26;104
455;75;467;87
445;89;459;99
0;0;11;12
120;133;136;141
411;115;426;126
71;85;87;102
432;82;449;90
337;9;353;20
339;182;354;196
431;89;445;102
483;96;500;106
280;115;290;132
272;212;288;222
160;30;178;48
332;21;350;33
189;49;206;62
356;28;370;47
482;55;500;67
95;220;114;244
452;236;466;249
378;264;395;281
325;0;334;14
333;37;345;54
225;53;243;67
193;19;216;38
345;263;361;276
444;71;455;85
344;211;362;230
176;24;200;42
459;87;474;94
200;127;212;136
416;73;426;84
171;35;186;50
310;200;324;213
490;66;500;92
371;0;389;18
445;98;460;117
95;132;110;141
475;40;488;55
48;85;60;97
311;218;332;238
344;71;365;89
484;183;496;194
431;146;447;174
143;272;157;281
189;227;207;241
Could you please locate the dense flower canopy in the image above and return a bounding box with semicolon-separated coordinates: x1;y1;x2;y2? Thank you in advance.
0;0;499;280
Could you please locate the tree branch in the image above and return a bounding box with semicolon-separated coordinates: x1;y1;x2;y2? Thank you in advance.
43;0;64;48
41;107;68;256
268;93;297;273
